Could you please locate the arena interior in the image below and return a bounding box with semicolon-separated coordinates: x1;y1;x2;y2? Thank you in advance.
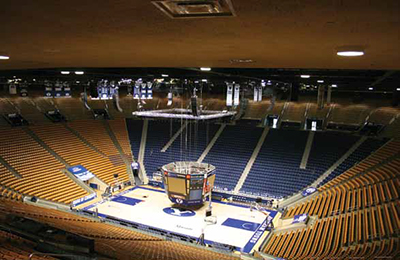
0;1;400;260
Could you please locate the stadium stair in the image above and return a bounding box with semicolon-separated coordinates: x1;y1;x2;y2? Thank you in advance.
23;127;70;167
234;127;270;193
197;124;226;163
382;114;400;139
102;120;135;185
4;98;21;114
311;136;368;187
60;168;93;194
160;121;188;152
63;123;108;157
138;119;148;183
300;131;315;169
320;140;400;191
0;155;22;179
204;123;264;191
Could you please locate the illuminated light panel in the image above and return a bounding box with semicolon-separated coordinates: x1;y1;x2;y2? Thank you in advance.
317;80;324;83
337;51;364;57
75;71;84;75
300;75;310;78
0;55;10;60
200;67;211;71
61;71;70;75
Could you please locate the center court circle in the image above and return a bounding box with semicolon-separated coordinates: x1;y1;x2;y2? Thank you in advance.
163;207;196;217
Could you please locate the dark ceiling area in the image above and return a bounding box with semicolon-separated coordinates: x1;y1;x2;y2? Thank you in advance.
0;0;400;71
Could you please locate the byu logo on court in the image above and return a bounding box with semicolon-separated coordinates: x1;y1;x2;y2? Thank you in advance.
163;207;195;217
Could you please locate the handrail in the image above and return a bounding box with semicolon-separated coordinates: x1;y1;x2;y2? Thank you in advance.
29;253;79;259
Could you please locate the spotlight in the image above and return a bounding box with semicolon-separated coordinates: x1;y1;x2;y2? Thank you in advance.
0;55;10;60
337;51;364;57
61;71;70;75
200;67;211;71
75;71;84;75
300;75;310;78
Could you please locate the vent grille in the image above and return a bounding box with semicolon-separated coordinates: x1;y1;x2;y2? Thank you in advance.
152;0;235;19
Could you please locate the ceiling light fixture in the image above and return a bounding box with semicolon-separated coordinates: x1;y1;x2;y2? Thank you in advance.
200;67;211;71
300;75;310;78
61;71;70;75
0;55;10;60
161;74;169;77
337;51;364;57
317;80;324;83
230;59;254;64
397;88;400;91
331;84;337;88
75;71;84;75
368;87;374;91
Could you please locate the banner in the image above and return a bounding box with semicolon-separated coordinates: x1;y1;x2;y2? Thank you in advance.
292;213;308;224
226;84;233;106
100;85;109;100
234;84;240;106
254;87;258;102
72;193;97;207
147;82;153;99
133;83;140;99
258;86;263;102
68;165;94;181
9;83;17;95
131;162;140;170
54;86;62;98
45;87;53;98
167;91;173;106
64;86;71;98
20;85;28;97
302;187;317;197
140;83;147;99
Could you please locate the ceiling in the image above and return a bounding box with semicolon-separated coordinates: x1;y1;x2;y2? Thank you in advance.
0;0;399;71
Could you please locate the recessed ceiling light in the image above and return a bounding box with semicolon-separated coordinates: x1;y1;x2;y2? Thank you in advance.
230;59;254;63
75;71;84;75
200;67;211;71
317;80;324;83
331;84;337;88
61;71;70;75
0;55;10;60
161;74;169;77
337;51;364;57
301;75;310;78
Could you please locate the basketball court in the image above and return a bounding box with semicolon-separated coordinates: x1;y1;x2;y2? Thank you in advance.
82;186;278;253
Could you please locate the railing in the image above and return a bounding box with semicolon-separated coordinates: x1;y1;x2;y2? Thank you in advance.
29;253;81;259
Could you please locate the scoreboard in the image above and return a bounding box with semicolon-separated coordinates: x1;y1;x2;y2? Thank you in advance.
161;162;216;206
